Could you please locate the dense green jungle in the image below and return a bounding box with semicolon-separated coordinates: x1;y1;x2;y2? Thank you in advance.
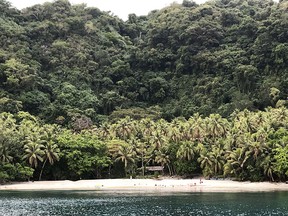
0;0;288;182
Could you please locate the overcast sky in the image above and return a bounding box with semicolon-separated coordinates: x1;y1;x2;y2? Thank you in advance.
8;0;208;20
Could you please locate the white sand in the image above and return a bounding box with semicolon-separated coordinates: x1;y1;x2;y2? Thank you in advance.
1;179;288;192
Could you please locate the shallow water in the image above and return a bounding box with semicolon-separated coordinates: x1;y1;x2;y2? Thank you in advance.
0;191;288;215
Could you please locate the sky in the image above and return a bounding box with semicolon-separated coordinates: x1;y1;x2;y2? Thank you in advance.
8;0;208;20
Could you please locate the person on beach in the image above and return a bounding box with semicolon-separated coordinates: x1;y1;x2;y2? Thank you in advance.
200;178;203;184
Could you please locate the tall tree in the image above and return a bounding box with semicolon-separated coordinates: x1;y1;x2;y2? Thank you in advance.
39;141;60;180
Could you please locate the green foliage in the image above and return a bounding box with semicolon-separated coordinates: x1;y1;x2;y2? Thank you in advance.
174;160;198;176
1;107;288;182
57;130;110;179
1;0;288;183
0;0;287;122
273;145;288;179
0;163;33;182
108;107;161;122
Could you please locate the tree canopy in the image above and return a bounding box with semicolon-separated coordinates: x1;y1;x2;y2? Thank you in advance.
0;0;288;182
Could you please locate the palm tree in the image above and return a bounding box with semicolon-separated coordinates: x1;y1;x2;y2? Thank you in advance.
206;114;229;139
198;149;213;177
156;119;170;137
131;120;143;140
136;140;148;176
271;107;288;128
188;113;205;141
107;139;126;158
150;130;166;151
176;141;195;161
22;142;44;169
39;141;60;180
98;122;112;140
231;109;253;134
115;144;136;177
172;120;184;139
209;147;225;176
224;148;250;179
155;150;171;175
0;145;13;163
106;139;128;177
169;126;181;143
126;138;150;176
253;111;268;128
223;134;237;151
261;155;275;181
140;118;155;138
248;141;264;162
114;117;134;140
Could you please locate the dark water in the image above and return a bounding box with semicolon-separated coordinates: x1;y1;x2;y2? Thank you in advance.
0;191;288;216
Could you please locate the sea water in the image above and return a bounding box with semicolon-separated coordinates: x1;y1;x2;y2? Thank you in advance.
0;191;288;215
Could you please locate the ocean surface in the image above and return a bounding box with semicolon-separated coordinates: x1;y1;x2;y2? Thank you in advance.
0;191;288;215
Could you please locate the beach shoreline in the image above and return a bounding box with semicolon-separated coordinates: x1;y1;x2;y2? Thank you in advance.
1;178;288;192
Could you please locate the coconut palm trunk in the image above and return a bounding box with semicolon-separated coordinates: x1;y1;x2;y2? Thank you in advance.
39;158;48;181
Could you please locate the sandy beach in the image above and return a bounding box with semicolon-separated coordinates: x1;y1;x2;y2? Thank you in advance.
1;178;288;192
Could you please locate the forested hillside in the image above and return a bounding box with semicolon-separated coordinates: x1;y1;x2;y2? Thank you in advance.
1;0;288;122
0;0;288;181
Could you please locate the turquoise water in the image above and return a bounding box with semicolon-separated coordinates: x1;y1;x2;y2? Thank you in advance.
0;191;288;215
